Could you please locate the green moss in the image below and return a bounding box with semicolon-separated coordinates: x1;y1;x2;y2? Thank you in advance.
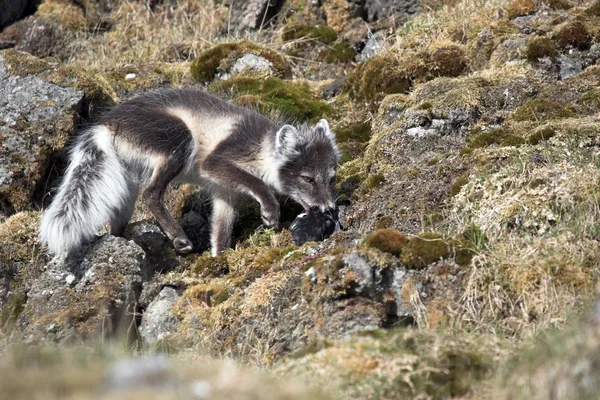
0;291;27;328
417;102;433;110
500;135;526;147
555;20;591;50
526;36;557;62
401;233;450;269
282;24;338;44
429;45;468;78
365;173;385;189
191;255;230;276
468;127;507;148
450;173;470;197
363;229;408;257
208;76;332;122
506;0;537;19
375;216;394;230
190;41;290;84
334;120;371;144
318;42;356;63
512;99;575;121
580;89;600;113
528;126;557;144
181;284;230;307
1;49;51;76
343;54;411;106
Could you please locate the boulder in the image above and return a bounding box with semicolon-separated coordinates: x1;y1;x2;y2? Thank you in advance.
19;235;148;342
0;0;36;31
0;50;83;216
139;286;181;345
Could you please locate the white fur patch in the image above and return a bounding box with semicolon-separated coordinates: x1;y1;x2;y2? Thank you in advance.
166;107;238;163
39;125;132;255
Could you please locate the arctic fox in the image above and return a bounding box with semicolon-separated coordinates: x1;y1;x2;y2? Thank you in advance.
39;87;340;257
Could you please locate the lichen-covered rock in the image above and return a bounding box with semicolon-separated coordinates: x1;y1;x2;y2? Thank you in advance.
190;41;290;84
363;0;420;21
216;0;282;32
0;51;83;215
139;286;181;345
0;0;92;60
18;235;148;342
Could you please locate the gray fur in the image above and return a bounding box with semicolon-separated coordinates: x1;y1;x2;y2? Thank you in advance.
39;88;340;257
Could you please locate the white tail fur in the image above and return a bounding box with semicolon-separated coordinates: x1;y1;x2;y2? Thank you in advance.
39;125;130;255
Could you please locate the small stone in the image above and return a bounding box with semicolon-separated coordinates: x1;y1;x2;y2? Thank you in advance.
65;274;75;285
124;73;137;80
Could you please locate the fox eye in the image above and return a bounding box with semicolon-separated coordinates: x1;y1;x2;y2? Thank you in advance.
301;175;314;183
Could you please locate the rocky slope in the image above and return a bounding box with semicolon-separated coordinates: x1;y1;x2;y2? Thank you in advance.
1;0;600;398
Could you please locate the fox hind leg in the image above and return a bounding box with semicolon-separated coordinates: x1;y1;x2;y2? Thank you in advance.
109;179;139;237
143;157;192;253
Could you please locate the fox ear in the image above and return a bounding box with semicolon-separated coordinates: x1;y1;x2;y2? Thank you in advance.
276;125;300;156
315;119;336;145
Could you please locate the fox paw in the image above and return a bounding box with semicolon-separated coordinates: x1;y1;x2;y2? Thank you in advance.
173;236;193;253
261;205;281;231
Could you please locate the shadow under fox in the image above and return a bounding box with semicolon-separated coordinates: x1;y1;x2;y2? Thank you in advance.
40;88;340;256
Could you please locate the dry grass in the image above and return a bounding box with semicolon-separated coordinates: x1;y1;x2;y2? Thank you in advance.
67;0;278;70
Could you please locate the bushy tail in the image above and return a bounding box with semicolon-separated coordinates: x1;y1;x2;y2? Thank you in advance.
39;125;130;255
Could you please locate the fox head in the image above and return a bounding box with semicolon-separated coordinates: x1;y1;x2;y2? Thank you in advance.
274;119;341;212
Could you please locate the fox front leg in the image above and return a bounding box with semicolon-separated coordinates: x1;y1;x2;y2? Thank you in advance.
202;155;281;232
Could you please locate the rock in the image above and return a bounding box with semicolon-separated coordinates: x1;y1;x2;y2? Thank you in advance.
558;54;584;80
217;0;282;32
0;50;83;214
321;77;346;99
490;36;528;66
139;286;181;345
220;53;275;80
364;0;420;22
126;221;180;276
359;31;386;61
0;0;89;61
0;0;36;31
18;235;148;342
304;249;420;338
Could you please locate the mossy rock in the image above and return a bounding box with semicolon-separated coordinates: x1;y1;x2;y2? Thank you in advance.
364;173;385;190
555;20;591;50
318;42;356;63
428;45;468;78
528;126;557;144
363;229;408;257
190;41;290;84
450;173;470;197
511;99;576;121
526;36;557;62
343;53;411;106
506;0;537;19
191;255;230;277
580;89;600;113
401;233;450;269
282;24;338;44
180;284;230;308
208;76;333;122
